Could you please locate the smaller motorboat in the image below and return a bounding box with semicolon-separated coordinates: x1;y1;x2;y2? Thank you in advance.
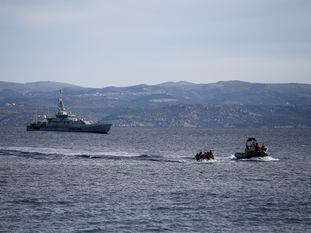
195;150;215;161
234;138;268;159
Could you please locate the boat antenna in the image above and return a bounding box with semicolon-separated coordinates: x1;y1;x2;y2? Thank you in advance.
35;109;38;124
58;89;65;111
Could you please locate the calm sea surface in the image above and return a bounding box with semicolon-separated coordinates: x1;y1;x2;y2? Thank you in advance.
0;127;310;232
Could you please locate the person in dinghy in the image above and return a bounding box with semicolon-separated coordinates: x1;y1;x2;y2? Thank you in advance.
195;150;215;161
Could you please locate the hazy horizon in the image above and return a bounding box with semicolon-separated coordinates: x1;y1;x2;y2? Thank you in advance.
1;0;311;87
2;79;311;89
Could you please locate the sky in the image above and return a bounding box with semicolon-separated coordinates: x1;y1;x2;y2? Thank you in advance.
0;0;310;87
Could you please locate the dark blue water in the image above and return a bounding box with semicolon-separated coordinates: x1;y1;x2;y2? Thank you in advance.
0;127;310;232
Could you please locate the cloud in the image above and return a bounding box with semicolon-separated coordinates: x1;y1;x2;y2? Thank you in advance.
0;0;311;86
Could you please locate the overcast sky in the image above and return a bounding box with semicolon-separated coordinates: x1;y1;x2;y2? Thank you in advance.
0;0;310;87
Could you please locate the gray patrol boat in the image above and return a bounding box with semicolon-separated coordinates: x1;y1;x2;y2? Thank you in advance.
27;90;112;134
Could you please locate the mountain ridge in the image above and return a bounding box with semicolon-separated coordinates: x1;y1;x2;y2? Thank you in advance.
2;80;311;89
0;81;83;92
1;80;311;128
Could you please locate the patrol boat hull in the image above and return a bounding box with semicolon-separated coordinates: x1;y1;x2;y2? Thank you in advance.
27;123;112;134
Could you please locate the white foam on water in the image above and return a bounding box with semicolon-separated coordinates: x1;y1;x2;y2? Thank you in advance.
254;156;279;162
228;154;237;160
179;159;221;164
177;159;189;163
201;159;219;163
239;156;279;162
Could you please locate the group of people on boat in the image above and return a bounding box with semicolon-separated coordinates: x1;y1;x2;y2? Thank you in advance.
245;138;268;154
235;138;269;159
194;138;269;161
248;142;267;153
195;150;214;161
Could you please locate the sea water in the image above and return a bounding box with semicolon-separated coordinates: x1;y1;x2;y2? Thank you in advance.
0;127;310;232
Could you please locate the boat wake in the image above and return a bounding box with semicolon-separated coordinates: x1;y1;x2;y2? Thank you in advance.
0;146;142;159
0;146;167;162
177;156;230;164
0;147;279;163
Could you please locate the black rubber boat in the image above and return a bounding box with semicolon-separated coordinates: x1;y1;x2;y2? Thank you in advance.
195;150;215;161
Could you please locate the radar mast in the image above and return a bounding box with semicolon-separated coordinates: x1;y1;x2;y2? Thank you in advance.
58;89;65;111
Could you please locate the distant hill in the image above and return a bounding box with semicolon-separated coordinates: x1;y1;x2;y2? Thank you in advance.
1;80;311;106
0;81;83;92
0;80;311;128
